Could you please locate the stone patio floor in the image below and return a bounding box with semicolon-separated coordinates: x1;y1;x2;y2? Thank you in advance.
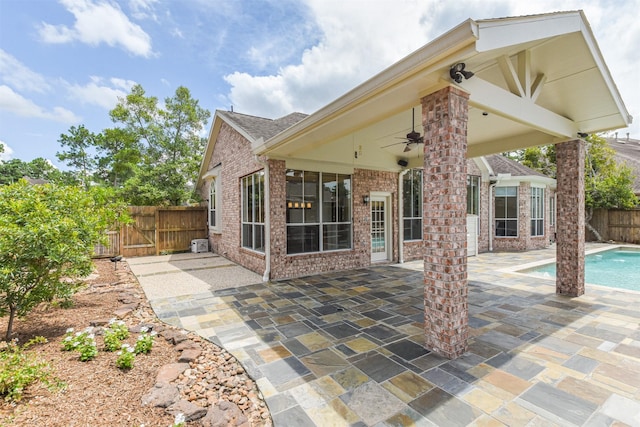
137;244;640;426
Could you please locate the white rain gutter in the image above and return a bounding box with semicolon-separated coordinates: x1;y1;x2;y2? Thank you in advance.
254;155;271;282
398;168;410;263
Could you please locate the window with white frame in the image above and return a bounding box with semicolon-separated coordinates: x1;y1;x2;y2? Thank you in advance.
531;187;545;236
549;194;556;227
208;177;218;229
495;186;518;237
286;169;351;254
403;169;422;241
241;171;265;252
467;175;480;215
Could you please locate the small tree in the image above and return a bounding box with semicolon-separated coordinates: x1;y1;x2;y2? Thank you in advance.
57;125;99;190
0;181;126;340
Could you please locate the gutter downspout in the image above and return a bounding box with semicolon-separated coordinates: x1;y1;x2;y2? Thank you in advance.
398;168;410;263
254;155;270;282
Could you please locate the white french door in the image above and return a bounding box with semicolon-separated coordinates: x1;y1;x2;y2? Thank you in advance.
370;194;391;262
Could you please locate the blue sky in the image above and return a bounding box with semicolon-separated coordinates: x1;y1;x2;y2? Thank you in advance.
1;0;638;169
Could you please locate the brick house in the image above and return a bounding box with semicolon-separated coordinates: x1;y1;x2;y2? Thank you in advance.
198;111;556;277
197;11;631;358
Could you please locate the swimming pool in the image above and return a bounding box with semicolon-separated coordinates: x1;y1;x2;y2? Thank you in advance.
523;248;640;291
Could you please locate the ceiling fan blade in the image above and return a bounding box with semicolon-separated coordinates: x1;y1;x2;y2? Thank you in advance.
381;141;408;148
403;144;412;152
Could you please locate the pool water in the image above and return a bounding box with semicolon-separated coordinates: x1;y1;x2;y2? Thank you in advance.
525;249;640;292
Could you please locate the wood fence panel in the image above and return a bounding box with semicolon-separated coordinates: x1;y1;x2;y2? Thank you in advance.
155;207;208;255
93;230;119;258
607;209;640;244
122;206;156;257
587;208;640;244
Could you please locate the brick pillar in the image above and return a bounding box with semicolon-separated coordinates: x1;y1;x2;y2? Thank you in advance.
421;86;469;359
556;139;585;296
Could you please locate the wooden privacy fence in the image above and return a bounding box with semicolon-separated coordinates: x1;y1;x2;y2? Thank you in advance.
94;206;208;258
587;208;640;244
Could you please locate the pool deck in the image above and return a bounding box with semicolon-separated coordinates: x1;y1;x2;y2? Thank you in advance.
131;243;640;426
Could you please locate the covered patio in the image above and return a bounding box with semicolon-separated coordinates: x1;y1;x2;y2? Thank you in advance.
142;245;640;426
249;11;632;358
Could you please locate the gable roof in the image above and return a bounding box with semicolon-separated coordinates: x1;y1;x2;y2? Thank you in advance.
249;10;630;170
485;154;548;178
217;111;308;142
197;111;308;187
199;11;631;184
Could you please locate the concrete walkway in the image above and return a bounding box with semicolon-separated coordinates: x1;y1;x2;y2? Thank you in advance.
129;245;640;426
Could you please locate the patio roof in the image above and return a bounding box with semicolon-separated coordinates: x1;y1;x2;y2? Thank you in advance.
248;11;631;172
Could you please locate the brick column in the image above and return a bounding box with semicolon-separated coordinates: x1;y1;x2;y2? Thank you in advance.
421;86;469;359
555;139;585;296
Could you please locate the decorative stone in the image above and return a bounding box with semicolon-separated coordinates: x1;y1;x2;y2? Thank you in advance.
200;401;248;427
167;400;207;421
156;363;190;384
175;340;200;351
179;348;202;363
89;318;110;327
163;330;188;345
141;383;180;408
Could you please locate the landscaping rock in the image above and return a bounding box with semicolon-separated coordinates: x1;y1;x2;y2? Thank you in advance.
89;318;110;327
178;348;202;363
162;330;188;345
200;401;248;427
166;400;207;421
175;340;200;351
113;303;138;319
156;363;190;384
141;383;180;408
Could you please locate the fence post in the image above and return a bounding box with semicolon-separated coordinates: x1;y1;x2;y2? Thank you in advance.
155;207;160;256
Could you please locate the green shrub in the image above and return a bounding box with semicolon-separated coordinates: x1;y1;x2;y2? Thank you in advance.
0;337;64;401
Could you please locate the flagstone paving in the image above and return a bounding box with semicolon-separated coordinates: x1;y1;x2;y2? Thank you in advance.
134;244;640;426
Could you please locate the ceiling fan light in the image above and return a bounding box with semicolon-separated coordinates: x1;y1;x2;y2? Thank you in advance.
403;144;412;152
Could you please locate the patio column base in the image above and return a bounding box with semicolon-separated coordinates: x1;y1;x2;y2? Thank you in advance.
421;87;469;359
556;139;586;297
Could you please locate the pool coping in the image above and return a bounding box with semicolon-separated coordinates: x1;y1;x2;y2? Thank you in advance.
500;244;640;295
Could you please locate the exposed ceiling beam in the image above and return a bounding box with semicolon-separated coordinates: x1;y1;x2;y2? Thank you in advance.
461;77;578;138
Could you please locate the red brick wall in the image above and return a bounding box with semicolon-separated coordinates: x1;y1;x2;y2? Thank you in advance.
269;167;398;279
200;122;266;275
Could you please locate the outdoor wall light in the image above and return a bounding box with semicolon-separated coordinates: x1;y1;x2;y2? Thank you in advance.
449;62;474;83
363;195;370;205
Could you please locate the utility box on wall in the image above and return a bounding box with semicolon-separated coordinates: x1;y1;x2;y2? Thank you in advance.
191;239;209;253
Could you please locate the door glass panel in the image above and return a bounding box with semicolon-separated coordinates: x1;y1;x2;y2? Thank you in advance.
371;200;386;255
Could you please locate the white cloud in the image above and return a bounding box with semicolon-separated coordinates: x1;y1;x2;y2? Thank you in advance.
0;85;81;123
0;49;51;93
129;0;159;21
223;0;640;138
67;76;136;109
0;140;14;161
38;0;153;57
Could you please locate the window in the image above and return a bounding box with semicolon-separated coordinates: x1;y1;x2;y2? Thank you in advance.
467;175;480;215
549;194;556;227
495;186;518;237
208;177;218;228
531;187;545;236
241;171;265;252
286;170;351;254
403;169;422;241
